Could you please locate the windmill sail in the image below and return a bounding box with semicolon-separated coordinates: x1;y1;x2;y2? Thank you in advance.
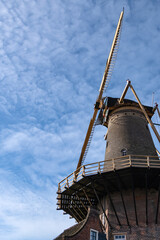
76;9;124;172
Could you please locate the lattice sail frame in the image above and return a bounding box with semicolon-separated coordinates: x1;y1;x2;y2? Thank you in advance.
76;9;124;171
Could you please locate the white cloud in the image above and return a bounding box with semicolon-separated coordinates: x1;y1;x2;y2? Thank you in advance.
0;0;159;239
0;170;75;240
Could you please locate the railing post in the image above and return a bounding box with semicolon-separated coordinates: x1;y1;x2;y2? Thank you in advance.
66;177;69;188
129;155;132;166
112;158;115;170
73;171;77;182
147;156;150;168
98;162;101;174
82;166;85;176
58;183;61;193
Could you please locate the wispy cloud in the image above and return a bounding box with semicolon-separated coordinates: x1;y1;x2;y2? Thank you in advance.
0;0;159;239
0;170;75;240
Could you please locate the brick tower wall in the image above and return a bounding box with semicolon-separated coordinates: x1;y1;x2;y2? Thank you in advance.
99;189;160;239
105;107;157;160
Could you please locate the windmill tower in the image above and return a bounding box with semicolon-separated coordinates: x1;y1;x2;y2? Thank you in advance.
55;10;160;240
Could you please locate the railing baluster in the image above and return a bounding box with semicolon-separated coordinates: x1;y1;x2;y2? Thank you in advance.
66;177;69;188
129;155;131;166
98;162;101;174
82;166;85;176
59;155;159;192
73;172;77;182
147;156;150;167
112;158;115;170
58;183;61;193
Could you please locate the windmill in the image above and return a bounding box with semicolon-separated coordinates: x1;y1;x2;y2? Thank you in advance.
56;9;160;240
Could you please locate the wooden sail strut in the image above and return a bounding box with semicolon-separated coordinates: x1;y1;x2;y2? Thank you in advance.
119;80;160;144
76;10;124;171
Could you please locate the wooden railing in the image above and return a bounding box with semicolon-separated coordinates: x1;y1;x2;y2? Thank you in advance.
58;155;160;193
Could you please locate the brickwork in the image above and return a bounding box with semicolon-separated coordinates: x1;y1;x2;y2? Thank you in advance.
99;188;160;239
103;101;159;239
109;189;158;226
66;208;103;240
55;207;105;240
105;107;157;160
110;225;160;240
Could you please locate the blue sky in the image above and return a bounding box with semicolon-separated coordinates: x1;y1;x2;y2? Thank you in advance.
0;0;160;239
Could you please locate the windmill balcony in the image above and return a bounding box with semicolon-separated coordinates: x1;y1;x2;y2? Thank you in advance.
57;155;160;223
57;155;160;193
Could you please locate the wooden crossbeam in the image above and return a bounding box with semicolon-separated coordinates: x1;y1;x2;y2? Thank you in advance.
129;83;160;143
145;170;148;225
99;175;121;226
130;168;138;225
116;172;130;227
91;182;113;229
71;197;86;218
155;176;160;224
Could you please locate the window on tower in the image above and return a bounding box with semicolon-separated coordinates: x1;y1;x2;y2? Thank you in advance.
114;235;126;239
90;229;98;240
121;148;127;156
